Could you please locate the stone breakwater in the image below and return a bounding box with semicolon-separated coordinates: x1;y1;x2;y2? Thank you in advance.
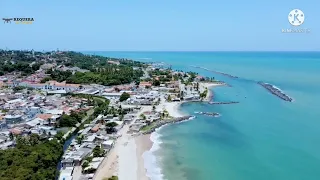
191;66;239;79
208;101;239;104
142;116;194;135
194;112;220;117
258;82;293;102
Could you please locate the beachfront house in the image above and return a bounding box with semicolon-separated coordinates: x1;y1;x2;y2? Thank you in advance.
61;145;93;168
102;140;114;150
83;157;104;174
58;167;74;180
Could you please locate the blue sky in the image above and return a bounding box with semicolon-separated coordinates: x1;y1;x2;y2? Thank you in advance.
0;0;319;51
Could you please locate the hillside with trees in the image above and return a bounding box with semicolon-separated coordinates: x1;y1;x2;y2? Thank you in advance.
0;50;43;76
0;50;145;85
0;134;63;180
45;65;143;86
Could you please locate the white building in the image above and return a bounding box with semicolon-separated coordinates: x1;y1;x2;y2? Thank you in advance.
59;167;74;180
102;140;114;149
102;92;122;99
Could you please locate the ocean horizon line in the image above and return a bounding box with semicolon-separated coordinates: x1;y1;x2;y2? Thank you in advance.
2;49;320;53
81;50;320;53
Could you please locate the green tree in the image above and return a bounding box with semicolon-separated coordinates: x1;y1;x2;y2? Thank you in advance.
16;136;29;148
40;77;52;83
93;145;105;157
139;114;146;120
13;86;25;92
0;138;63;180
152;80;160;86
77;135;85;145
106;122;118;127
9;132;14;141
82;161;89;169
119;92;130;102
55;131;64;141
200;88;208;101
59;114;78;127
104;176;118;180
29;133;40;146
105;122;118;134
167;95;172;102
163;109;169;118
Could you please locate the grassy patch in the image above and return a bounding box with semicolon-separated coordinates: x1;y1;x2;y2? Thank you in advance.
140;122;157;132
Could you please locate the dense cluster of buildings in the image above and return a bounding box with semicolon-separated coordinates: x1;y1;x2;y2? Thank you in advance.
0;88;90;150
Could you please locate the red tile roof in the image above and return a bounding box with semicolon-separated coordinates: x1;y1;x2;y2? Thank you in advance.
9;128;22;135
37;114;53;120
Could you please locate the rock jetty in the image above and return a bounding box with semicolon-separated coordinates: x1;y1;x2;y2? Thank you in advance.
208;101;239;105
191;66;239;79
142;116;194;134
194;112;220;117
258;82;293;102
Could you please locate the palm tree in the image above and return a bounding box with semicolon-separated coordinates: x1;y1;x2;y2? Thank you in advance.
163;109;169;118
160;112;165;120
139;114;146;120
167;95;172;102
118;105;123;115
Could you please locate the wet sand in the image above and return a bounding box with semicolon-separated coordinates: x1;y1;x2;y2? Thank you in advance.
135;134;153;180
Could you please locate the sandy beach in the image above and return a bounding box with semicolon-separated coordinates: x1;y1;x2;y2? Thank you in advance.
161;101;185;117
94;83;222;180
135;134;153;180
94;106;151;180
201;82;224;101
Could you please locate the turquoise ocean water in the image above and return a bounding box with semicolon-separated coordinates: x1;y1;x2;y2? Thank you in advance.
85;51;320;180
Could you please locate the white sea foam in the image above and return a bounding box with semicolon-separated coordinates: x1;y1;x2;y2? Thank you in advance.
142;116;195;180
143;128;164;180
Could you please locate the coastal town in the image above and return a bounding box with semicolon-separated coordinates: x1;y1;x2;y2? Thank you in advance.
0;50;224;180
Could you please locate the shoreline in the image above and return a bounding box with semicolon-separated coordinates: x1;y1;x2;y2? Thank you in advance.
136;82;221;180
135;134;153;180
94;107;150;180
94;83;221;180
